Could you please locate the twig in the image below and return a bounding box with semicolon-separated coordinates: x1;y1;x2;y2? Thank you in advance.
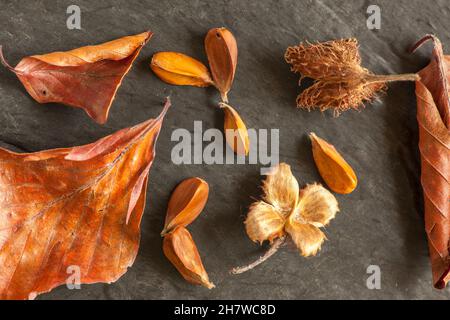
231;236;286;275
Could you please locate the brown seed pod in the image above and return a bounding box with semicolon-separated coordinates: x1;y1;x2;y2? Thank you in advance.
163;227;215;289
220;102;249;156
205;27;238;102
232;163;340;274
285;38;419;114
310;133;357;194
285;183;339;257
161;177;209;236
245;201;286;244
150;52;213;87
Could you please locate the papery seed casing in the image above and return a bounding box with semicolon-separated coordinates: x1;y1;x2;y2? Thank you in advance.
220;103;249;156
310;133;357;194
205;28;237;102
163;227;215;289
151;52;213;87
262;163;299;214
161;177;209;236
245;201;286;243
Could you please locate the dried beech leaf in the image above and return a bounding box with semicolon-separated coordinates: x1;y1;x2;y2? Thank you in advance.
150;52;213;87
310;132;357;194
205;27;238;102
0;32;152;124
163;227;214;289
412;35;450;289
220;102;250;156
244;201;286;243
161;177;209;236
0;99;170;300
262;163;299;215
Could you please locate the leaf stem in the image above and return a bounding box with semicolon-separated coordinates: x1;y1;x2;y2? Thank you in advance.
366;73;419;83
231;236;286;275
0;46;19;74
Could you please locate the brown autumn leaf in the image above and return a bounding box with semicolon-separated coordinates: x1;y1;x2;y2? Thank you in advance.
0;32;152;124
411;35;450;289
0;99;170;300
161;177;209;236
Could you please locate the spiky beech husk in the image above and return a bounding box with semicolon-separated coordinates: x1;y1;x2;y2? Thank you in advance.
285;38;419;115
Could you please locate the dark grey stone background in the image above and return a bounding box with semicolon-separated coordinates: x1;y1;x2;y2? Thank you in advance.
0;0;448;300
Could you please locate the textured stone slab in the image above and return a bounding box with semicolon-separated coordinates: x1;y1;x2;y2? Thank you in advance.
0;0;448;299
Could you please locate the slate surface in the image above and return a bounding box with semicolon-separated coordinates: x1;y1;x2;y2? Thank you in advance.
0;0;449;300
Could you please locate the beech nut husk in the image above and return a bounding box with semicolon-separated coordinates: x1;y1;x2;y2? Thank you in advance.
310;132;357;194
220;102;249;156
205;27;238;102
161;177;209;236
244;164;340;256
163;227;215;289
151;51;213;87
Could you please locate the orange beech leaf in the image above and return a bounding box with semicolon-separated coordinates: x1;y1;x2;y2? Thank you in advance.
0;32;152;124
0;99;170;300
412;35;450;289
